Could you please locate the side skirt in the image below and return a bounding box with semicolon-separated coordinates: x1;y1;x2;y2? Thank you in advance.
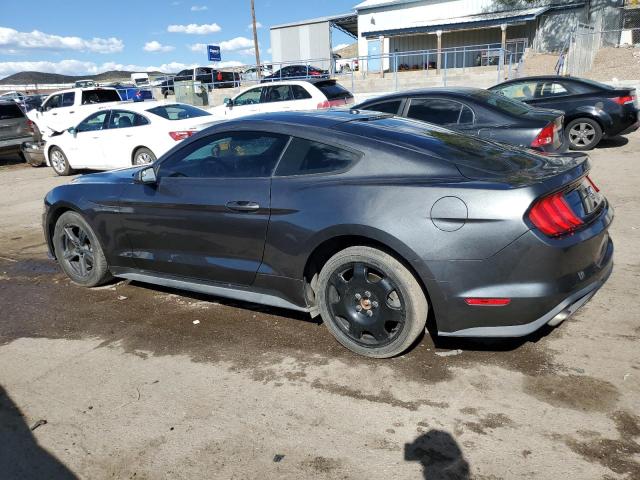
111;268;311;313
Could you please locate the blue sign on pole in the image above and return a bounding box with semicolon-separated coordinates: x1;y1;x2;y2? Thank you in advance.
208;45;221;62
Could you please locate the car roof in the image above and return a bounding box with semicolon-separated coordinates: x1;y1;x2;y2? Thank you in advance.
216;109;390;130
90;100;207;113
359;87;487;102
492;75;589;86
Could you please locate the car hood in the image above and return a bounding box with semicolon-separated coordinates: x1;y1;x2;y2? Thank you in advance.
71;166;143;185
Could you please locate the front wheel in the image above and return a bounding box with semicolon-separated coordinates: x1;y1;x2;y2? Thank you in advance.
566;118;602;151
317;246;428;358
133;147;156;166
53;211;112;287
49;147;74;176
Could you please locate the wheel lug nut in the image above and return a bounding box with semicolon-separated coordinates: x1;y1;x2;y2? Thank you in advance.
372;301;379;308
355;293;362;300
366;310;373;317
356;305;362;312
364;291;371;298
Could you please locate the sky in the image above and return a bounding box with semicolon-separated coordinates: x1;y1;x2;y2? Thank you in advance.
0;0;357;79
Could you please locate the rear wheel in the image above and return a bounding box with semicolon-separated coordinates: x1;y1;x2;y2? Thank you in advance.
317;246;428;358
53;211;112;287
49;147;74;176
133;147;156;166
566;118;602;151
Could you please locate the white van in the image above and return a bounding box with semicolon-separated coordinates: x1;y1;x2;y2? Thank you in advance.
131;73;150;87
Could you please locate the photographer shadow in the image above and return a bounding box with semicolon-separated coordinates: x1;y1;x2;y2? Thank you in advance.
405;429;470;480
0;385;77;480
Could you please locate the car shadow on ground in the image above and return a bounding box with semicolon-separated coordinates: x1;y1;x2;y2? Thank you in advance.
595;136;629;149
405;429;471;479
0;153;25;167
0;385;77;480
127;279;553;354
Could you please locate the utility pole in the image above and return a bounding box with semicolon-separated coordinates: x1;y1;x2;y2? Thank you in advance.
250;0;261;79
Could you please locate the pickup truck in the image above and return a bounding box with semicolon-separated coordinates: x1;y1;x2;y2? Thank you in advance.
27;87;121;136
160;67;240;95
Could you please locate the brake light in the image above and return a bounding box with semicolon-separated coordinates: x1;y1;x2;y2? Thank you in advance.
25;119;34;134
317;99;351;109
169;130;196;141
529;190;584;237
531;123;555;147
465;298;511;306
613;95;634;105
317;100;330;109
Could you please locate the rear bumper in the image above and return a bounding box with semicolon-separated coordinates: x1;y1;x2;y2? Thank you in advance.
21;141;45;166
0;135;32;151
429;202;614;337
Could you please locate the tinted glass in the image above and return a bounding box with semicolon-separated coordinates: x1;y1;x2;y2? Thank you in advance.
62;92;75;107
265;85;293;102
315;81;353;100
0;103;24;119
494;82;538;100
77;111;109;132
365;100;402;115
146;104;210;120
109;110;149;128
44;94;61;110
234;88;263;105
291;85;311;100
159;132;289;178
539;82;568;97
275;138;360;176
407;98;462;125
459;105;474;125
471;90;532;115
81;89;121;104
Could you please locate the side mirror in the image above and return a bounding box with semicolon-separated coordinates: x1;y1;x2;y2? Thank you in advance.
223;97;233;108
136;166;157;185
67;127;77;137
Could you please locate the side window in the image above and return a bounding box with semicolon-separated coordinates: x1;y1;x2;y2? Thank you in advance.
44;94;62;111
539;82;569;98
109;110;149;128
234;88;263;106
365;100;402;115
158;131;289;179
76;111;109;133
275;138;360;176
62;92;75;107
495;82;538;100
459;105;475;125
406;98;462;125
265;85;293;103
291;85;312;100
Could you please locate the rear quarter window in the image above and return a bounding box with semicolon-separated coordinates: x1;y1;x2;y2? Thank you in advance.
0;103;24;119
146;104;210;120
275;138;360;176
363;100;403;115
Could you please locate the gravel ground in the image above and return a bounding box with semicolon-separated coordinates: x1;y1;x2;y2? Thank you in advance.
587;47;640;82
0;134;639;480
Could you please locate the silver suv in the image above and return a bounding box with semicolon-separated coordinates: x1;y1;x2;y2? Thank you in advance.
0;100;35;158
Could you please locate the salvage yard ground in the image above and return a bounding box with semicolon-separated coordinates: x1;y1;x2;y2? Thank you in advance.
0;135;639;479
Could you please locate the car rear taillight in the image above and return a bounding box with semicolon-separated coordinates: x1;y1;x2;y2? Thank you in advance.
169;130;196;141
25;119;34;134
531;123;555;148
613;95;634;105
529;190;584;237
317;98;352;109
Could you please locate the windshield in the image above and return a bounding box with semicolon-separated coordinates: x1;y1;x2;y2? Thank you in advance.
470;89;532;115
146;103;210;120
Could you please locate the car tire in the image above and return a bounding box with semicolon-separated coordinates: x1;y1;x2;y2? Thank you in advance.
317;246;428;358
566;118;603;151
53;211;112;287
133;147;156;166
49;147;74;176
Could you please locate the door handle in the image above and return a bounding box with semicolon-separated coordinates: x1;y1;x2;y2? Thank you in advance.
226;201;260;212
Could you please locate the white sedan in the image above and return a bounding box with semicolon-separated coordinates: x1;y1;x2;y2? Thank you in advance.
208;79;354;120
45;101;217;176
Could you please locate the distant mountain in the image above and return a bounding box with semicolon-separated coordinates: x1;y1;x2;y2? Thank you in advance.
0;70;167;86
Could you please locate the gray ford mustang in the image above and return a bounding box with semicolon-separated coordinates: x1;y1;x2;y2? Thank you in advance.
43;110;613;358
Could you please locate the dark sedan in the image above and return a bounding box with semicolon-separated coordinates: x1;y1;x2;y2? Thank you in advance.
353;87;565;153
261;65;329;83
43;110;613;358
489;76;639;150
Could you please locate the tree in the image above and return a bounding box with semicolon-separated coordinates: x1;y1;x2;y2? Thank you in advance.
250;0;261;79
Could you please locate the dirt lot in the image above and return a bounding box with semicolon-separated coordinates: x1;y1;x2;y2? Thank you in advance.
1;135;639;480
